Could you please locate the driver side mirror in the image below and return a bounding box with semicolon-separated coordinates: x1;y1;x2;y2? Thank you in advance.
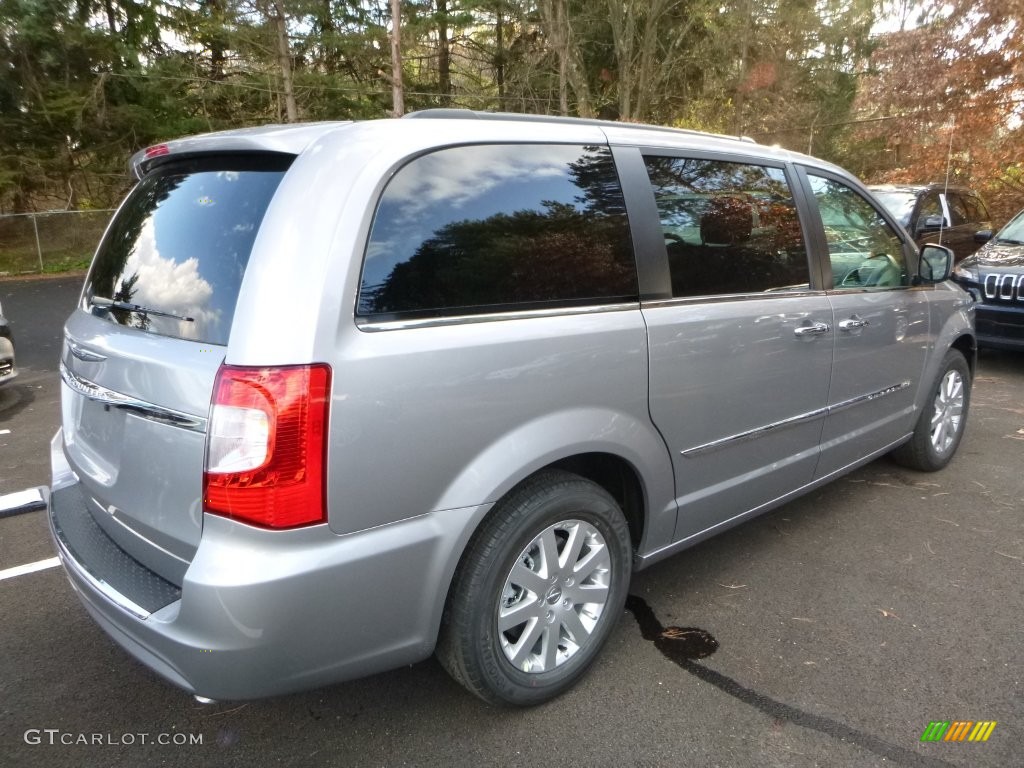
916;244;954;283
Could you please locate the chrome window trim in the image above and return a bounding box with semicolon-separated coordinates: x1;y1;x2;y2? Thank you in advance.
641;290;825;309
355;302;640;332
825;286;926;295
59;362;208;433
681;381;912;457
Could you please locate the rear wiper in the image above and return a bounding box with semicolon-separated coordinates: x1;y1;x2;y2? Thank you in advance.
89;295;195;322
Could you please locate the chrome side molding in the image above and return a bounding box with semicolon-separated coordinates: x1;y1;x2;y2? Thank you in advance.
682;381;912;457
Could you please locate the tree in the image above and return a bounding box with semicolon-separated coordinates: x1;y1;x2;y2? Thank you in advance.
260;0;299;121
390;0;405;115
852;1;1024;221
0;0;897;216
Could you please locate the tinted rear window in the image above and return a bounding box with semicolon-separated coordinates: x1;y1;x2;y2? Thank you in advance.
84;155;291;345
358;144;637;319
871;191;917;227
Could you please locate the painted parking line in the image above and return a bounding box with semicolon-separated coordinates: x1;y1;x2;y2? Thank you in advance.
0;557;60;581
0;486;46;518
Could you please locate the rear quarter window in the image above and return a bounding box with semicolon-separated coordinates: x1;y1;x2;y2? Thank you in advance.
358;144;638;319
84;155;291;346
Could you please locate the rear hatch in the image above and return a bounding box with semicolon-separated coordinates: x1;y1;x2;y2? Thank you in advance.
60;153;291;584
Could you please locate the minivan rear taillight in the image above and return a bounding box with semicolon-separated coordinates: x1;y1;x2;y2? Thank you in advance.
203;364;331;529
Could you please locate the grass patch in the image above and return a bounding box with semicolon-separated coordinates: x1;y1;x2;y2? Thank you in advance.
0;211;110;275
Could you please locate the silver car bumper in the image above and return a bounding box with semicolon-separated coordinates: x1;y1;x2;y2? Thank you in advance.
48;431;487;700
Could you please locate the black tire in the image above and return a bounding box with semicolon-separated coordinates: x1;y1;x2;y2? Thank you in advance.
437;469;632;706
891;349;971;471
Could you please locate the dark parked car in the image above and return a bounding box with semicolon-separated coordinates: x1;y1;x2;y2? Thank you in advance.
870;183;993;262
0;299;15;386
953;208;1024;350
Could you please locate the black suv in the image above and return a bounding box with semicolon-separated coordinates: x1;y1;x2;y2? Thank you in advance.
953;207;1024;350
869;184;993;262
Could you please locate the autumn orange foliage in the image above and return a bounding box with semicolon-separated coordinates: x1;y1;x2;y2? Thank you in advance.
853;2;1024;225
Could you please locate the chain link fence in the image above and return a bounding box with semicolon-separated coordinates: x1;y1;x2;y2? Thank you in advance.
0;210;114;276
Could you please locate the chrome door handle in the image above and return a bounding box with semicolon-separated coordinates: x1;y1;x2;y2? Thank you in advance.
838;316;870;331
794;322;831;338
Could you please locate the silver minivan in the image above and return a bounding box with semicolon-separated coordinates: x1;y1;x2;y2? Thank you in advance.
48;111;974;706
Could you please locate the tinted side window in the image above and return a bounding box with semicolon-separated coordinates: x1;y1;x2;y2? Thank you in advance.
945;193;970;226
961;194;988;223
85;156;291;345
359;144;637;318
973;195;990;222
642;157;809;297
918;193;944;225
808;174;907;289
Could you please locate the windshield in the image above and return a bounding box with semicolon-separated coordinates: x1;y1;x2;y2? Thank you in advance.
995;209;1024;244
871;191;917;228
84;155;291;346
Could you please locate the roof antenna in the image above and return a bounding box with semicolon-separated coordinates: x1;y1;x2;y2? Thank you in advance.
940;115;955;246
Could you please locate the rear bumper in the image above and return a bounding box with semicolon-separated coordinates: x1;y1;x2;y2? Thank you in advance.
48;432;487;700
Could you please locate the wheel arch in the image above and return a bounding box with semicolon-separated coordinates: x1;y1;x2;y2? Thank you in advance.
425;411;678;660
918;288;976;413
430;407;676;557
433;462;639;704
950;332;977;379
546;453;647;553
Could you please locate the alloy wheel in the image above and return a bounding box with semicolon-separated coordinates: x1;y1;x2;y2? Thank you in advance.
930;368;965;455
497;519;611;673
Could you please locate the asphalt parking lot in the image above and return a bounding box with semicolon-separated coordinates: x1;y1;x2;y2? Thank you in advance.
1;275;1021;768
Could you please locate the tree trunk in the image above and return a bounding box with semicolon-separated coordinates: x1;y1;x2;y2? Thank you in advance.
319;0;338;71
390;0;405;116
541;0;592;117
437;0;451;105
634;0;667;120
103;0;117;35
204;0;227;80
733;0;751;135
606;0;634;120
272;0;298;122
539;0;571;115
495;3;505;107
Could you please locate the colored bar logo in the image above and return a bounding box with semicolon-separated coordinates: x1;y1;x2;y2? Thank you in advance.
920;721;997;742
